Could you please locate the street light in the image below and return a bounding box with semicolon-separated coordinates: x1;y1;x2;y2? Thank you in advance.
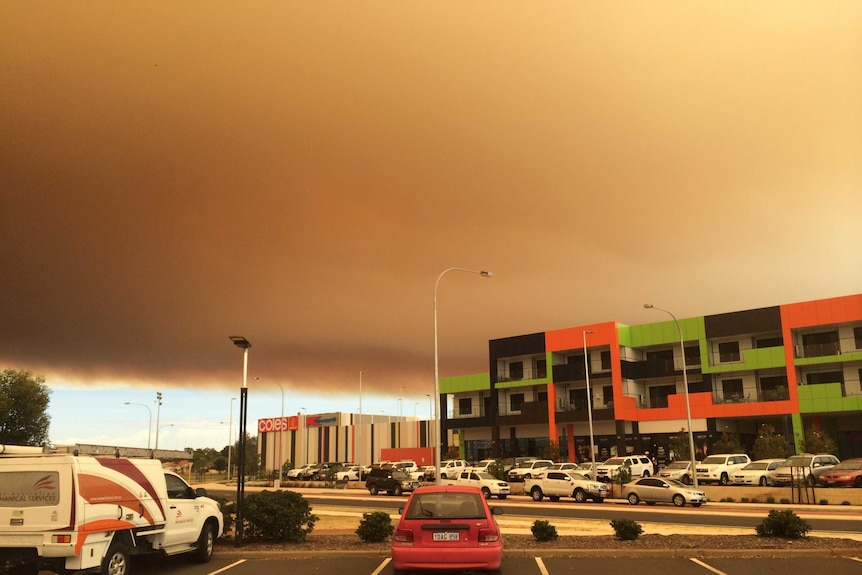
158;423;174;448
154;392;163;451
644;304;698;488
433;267;492;484
301;406;308;466
228;335;251;547
226;397;237;481
583;330;596;478
358;372;365;476
260;378;285;486
124;402;152;450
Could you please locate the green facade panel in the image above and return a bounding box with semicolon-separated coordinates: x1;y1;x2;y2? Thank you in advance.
440;372;491;394
797;383;862;413
703;346;786;374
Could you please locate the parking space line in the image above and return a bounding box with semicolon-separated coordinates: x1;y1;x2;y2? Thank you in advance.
849;557;862;563
690;558;727;575
371;557;392;575
534;557;550;575
208;559;246;574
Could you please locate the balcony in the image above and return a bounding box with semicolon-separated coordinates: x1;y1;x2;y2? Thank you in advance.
497;366;547;382
795;342;841;358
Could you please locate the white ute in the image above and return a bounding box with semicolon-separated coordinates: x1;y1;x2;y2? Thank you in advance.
0;445;223;575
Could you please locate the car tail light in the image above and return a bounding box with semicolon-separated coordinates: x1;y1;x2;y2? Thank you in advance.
393;528;414;543
52;535;72;543
478;528;499;542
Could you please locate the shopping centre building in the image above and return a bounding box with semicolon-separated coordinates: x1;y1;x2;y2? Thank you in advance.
258;292;862;472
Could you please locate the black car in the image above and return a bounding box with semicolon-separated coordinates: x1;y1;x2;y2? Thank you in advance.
365;467;420;496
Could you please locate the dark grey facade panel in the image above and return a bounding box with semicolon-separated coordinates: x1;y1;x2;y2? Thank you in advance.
704;306;782;339
488;332;545;360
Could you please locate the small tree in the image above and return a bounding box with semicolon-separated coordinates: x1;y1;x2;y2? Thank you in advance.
669;428;695;462
0;369;51;446
711;429;744;454
755;509;810;539
610;518;643;541
531;520;558;542
541;441;561;462
752;424;788;460
356;511;394;543
798;428;838;455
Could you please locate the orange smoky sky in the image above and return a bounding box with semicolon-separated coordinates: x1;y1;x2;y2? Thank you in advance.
1;2;861;401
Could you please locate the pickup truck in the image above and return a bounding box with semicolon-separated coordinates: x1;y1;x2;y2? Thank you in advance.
0;447;223;575
442;470;510;499
524;469;608;503
505;459;554;482
438;459;469;480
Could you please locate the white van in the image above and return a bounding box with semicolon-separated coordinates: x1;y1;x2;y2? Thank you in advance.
0;447;223;575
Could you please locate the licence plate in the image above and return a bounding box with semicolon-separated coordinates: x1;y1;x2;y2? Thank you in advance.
433;531;459;542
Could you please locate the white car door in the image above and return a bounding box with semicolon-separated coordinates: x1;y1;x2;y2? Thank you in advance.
163;473;202;548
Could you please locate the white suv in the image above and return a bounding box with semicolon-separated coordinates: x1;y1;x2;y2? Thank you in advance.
506;459;554;482
595;455;653;483
695;454;751;485
772;453;840;486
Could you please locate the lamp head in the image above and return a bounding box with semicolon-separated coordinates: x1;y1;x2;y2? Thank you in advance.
480;271;493;278
643;304;654;309
229;335;251;349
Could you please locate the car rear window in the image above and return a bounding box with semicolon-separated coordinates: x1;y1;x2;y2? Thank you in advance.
405;492;485;519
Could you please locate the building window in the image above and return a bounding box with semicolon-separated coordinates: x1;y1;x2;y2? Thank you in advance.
458;397;472;416
718;341;741;363
603;385;614;407
806;371;844;385
648;384;676;408
508;361;524;380
756;336;784;348
760;375;789;401
684;345;701;365
721;378;744;401
600;350;611;370
537;390;548;402
855;327;862;350
535;358;547;379
801;331;840;357
568;388;587;411
510;393;524;412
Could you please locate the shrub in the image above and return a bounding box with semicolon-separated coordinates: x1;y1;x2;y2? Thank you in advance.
755;509;810;539
531;520;558;542
741;497;750;503
842;501;851;506
725;497;735;503
242;490;318;542
765;496;775;504
780;498;790;504
819;499;829;506
610;518;643;541
356;511;394;543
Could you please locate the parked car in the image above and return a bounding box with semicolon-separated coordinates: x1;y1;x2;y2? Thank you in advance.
286;464;313;480
525;470;608;503
365;467;420;496
658;461;694;485
391;485;503;574
730;459;786;486
818;458;862;487
622;477;707;507
439;459;469;480
595;455;653;483
695;454;751;485
335;465;361;481
506;459;554;482
443;470;510;499
772;454;840;486
546;462;579;472
575;462;597;480
391;460;419;474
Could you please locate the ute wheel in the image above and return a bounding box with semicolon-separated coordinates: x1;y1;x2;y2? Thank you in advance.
627;493;640;506
719;473;729;486
672;494;686;507
393;485;403;496
194;522;216;563
759;476;768;487
682;474;691;485
368;484;379;495
806;474;816;487
102;541;130;575
531;487;544;502
643;470;651;477
481;487;492;500
854;477;862;488
573;489;587;503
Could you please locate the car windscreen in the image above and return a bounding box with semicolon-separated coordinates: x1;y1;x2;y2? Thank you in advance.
701;456;727;465
665;462;690;470
831;461;862;470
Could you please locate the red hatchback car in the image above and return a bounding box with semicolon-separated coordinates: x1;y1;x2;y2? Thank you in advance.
818;458;862;487
391;485;503;575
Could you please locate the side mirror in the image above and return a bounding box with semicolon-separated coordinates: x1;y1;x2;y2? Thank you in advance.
194;487;208;497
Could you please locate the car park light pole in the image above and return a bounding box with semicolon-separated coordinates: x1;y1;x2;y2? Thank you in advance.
433;267;492;484
124;402;152;450
643;304;698;488
229;335;251;546
583;330;597;478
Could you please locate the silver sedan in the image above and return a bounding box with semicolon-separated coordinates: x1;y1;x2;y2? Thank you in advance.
622;476;707;507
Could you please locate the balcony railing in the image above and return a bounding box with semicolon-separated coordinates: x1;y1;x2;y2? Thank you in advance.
497;366;547;382
794;342;841;358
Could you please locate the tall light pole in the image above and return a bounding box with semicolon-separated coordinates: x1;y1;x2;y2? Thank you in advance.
583;330;596;477
358;372;365;475
154;392;163;451
433;267;492;484
124;402;152;451
301;407;308;466
644;304;698;488
271;380;284;486
158;424;174;448
228;335;251;547
226;397;237;481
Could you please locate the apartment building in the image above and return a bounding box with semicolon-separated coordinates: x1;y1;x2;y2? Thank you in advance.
443;293;862;465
